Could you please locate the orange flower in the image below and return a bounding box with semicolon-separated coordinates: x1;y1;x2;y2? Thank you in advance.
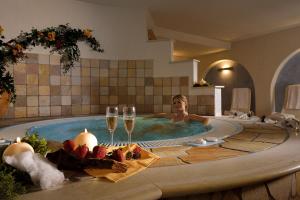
83;29;92;38
12;44;23;55
0;26;4;36
15;44;23;52
47;31;56;41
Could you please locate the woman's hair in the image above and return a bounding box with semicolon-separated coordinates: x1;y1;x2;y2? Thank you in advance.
172;95;188;111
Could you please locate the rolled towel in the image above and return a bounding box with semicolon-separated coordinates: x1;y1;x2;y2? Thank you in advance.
3;151;65;190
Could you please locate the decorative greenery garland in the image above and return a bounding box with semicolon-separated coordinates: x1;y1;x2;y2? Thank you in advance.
0;24;103;103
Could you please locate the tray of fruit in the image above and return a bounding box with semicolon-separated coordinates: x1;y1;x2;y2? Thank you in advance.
46;140;159;180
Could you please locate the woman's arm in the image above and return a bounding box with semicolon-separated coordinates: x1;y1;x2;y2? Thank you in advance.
188;114;210;125
144;113;172;119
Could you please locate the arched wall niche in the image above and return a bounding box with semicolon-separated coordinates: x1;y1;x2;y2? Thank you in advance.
204;59;256;113
272;49;300;112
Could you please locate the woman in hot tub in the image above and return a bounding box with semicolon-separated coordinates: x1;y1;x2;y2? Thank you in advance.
146;95;210;124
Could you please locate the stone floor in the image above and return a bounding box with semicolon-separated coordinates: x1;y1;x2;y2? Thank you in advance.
150;124;288;168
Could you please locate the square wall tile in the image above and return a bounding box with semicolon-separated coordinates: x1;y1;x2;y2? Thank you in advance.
27;85;38;95
50;86;61;96
38;54;49;64
14;72;26;84
91;105;100;114
27;74;38;85
136;60;145;68
100;60;109;69
50;55;61;65
61;96;71;105
82;105;90;114
180;77;189;86
15;107;26;118
109;96;118;105
39;106;50;116
118;60;127;68
154;96;162;104
15;95;27;107
81;67;91;77
154;78;163;86
100;77;109;86
72;105;82;115
61;106;72;116
81;86;91;96
91;68;100;77
61;75;71;85
136;78;144;86
26;64;39;74
51;106;61;116
50;75;61;85
81;58;90;67
154;105;162;113
100;69;109;77
100;96;108;105
14;63;26;73
27;107;39;117
39;64;49;75
50;65;61;75
39;86;50;96
90;59;99;68
71;67;81;76
163;78;172;86
145;60;153;69
163;105;171;113
39;75;50;86
39;96;50;106
127;60;136;68
51;96;61;106
15;85;26;95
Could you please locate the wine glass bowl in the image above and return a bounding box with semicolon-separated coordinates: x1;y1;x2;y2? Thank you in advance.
106;106;118;146
123;106;136;146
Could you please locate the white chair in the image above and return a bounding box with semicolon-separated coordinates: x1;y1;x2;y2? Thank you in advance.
230;88;251;113
282;84;300;120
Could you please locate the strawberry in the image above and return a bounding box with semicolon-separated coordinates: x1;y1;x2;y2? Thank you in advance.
92;145;107;159
63;140;75;153
133;146;142;159
112;149;125;162
74;144;89;159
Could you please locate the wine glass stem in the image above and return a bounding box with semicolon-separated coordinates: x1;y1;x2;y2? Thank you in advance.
128;133;131;146
110;131;114;146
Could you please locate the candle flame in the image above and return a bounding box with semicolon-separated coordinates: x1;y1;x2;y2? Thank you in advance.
16;137;21;143
85;128;87;133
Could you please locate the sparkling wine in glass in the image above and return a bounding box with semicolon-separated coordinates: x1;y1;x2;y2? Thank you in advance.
123;106;136;147
106;106;118;146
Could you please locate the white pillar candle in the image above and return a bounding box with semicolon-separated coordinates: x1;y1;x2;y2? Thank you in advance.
74;129;98;151
2;137;34;158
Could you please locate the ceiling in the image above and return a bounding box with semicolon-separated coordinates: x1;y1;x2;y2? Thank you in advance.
77;0;300;58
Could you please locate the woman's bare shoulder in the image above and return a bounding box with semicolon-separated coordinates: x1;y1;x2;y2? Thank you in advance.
188;114;210;125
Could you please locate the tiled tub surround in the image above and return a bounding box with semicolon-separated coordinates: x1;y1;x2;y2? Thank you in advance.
3;53;215;119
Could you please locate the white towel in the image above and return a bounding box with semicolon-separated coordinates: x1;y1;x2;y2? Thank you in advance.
284;84;300;109
231;88;251;113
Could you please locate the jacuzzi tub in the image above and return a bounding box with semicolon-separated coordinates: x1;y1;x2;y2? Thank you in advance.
0;116;242;148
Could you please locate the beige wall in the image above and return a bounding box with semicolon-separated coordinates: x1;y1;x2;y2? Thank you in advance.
197;27;300;115
197;26;300;116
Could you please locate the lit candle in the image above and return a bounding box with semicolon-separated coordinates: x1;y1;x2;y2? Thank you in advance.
74;129;98;151
2;137;34;158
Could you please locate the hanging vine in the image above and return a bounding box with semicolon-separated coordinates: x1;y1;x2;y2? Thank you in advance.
0;24;104;103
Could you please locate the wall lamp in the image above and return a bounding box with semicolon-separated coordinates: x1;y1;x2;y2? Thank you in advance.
217;66;234;71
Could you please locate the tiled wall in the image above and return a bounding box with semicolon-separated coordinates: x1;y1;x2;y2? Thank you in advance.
3;53;214;119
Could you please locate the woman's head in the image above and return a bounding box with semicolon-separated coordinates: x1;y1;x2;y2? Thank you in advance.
172;95;188;113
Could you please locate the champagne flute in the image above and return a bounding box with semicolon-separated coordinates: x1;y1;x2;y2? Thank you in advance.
106;106;118;146
123;106;136;147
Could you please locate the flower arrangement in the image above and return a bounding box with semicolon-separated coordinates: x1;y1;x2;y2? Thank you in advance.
0;24;104;103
